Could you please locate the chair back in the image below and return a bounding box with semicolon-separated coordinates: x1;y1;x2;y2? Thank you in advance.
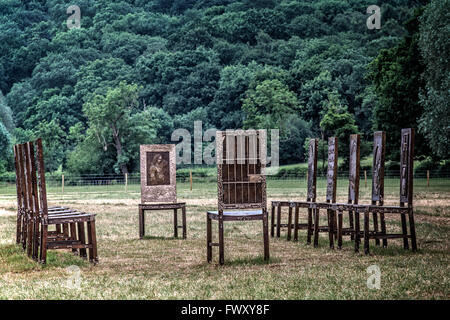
372;131;386;204
400;128;414;207
348;134;360;203
326;137;338;203
307;139;318;202
216;129;267;212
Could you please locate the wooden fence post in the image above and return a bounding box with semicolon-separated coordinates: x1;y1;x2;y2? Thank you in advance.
189;170;193;191
62;174;64;194
427;170;430;187
125;173;128;192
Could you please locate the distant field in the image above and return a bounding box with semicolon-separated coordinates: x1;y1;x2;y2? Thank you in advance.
0;176;449;299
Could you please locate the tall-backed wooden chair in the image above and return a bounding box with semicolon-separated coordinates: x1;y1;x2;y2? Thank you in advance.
291;138;318;244
336;134;361;250
313;137;338;248
35;139;98;264
138;144;187;239
271;139;318;242
363;129;417;254
207;130;269;265
14;142;80;258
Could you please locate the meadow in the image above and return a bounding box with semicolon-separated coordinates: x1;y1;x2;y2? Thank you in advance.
0;177;449;299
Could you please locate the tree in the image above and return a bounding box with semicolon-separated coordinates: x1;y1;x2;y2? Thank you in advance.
83;82;139;174
319;91;359;150
242;79;299;131
418;0;450;159
82;81;158;174
368;8;429;161
0;122;13;172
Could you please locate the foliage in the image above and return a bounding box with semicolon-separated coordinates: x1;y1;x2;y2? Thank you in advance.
418;0;450;159
0;0;439;174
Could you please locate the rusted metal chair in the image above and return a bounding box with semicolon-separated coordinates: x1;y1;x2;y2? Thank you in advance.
206;130;269;265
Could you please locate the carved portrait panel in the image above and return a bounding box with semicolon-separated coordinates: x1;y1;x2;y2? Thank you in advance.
140;145;176;203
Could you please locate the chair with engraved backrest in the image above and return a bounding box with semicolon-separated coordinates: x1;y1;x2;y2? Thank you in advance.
138;144;187;239
206;130;269;265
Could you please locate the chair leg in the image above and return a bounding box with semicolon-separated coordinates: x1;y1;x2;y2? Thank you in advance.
380;213;387;247
22;215;27;250
307;208;313;245
313;208;319;247
293;205;299;242
218;217;224;265
327;209;334;249
276;205;281;238
70;223;78;255
206;215;212;263
173;208;178;238
87;220;98;264
139;207;145;239
32;219;39;261
287;206;292;241
400;212;409;250
63;224;69;238
16;210;22;244
354;211;360;253
77;222;87;258
39;223;48;264
373;212;380;246
270;205;275;237
27;217;33;257
349;210;354;241
408;209;417;252
337;211;343;250
263;210;269;261
182;205;187;239
364;211;370;255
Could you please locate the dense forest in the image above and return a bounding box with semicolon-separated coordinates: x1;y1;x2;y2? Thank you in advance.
0;0;448;175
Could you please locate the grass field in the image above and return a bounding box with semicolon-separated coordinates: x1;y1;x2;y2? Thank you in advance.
0;177;449;299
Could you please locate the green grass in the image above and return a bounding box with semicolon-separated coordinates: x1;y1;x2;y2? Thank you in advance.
0;177;449;299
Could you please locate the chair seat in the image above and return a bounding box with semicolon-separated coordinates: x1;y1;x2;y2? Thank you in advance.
207;210;262;217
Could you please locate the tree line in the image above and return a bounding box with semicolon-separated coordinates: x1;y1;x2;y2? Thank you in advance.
0;0;448;175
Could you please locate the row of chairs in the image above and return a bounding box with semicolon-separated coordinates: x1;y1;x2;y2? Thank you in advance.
14;139;98;264
271;129;417;254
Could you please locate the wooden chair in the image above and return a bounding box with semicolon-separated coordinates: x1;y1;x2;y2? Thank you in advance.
138;144;186;239
207;130;269;265
290;138;318;244
363;129;417;254
312;137;338;248
336;134;361;250
13;139;98;264
35;139;98;264
14;142;80;257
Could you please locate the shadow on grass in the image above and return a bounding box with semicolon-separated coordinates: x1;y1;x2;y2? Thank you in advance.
225;256;280;267
140;235;180;241
0;244;88;272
